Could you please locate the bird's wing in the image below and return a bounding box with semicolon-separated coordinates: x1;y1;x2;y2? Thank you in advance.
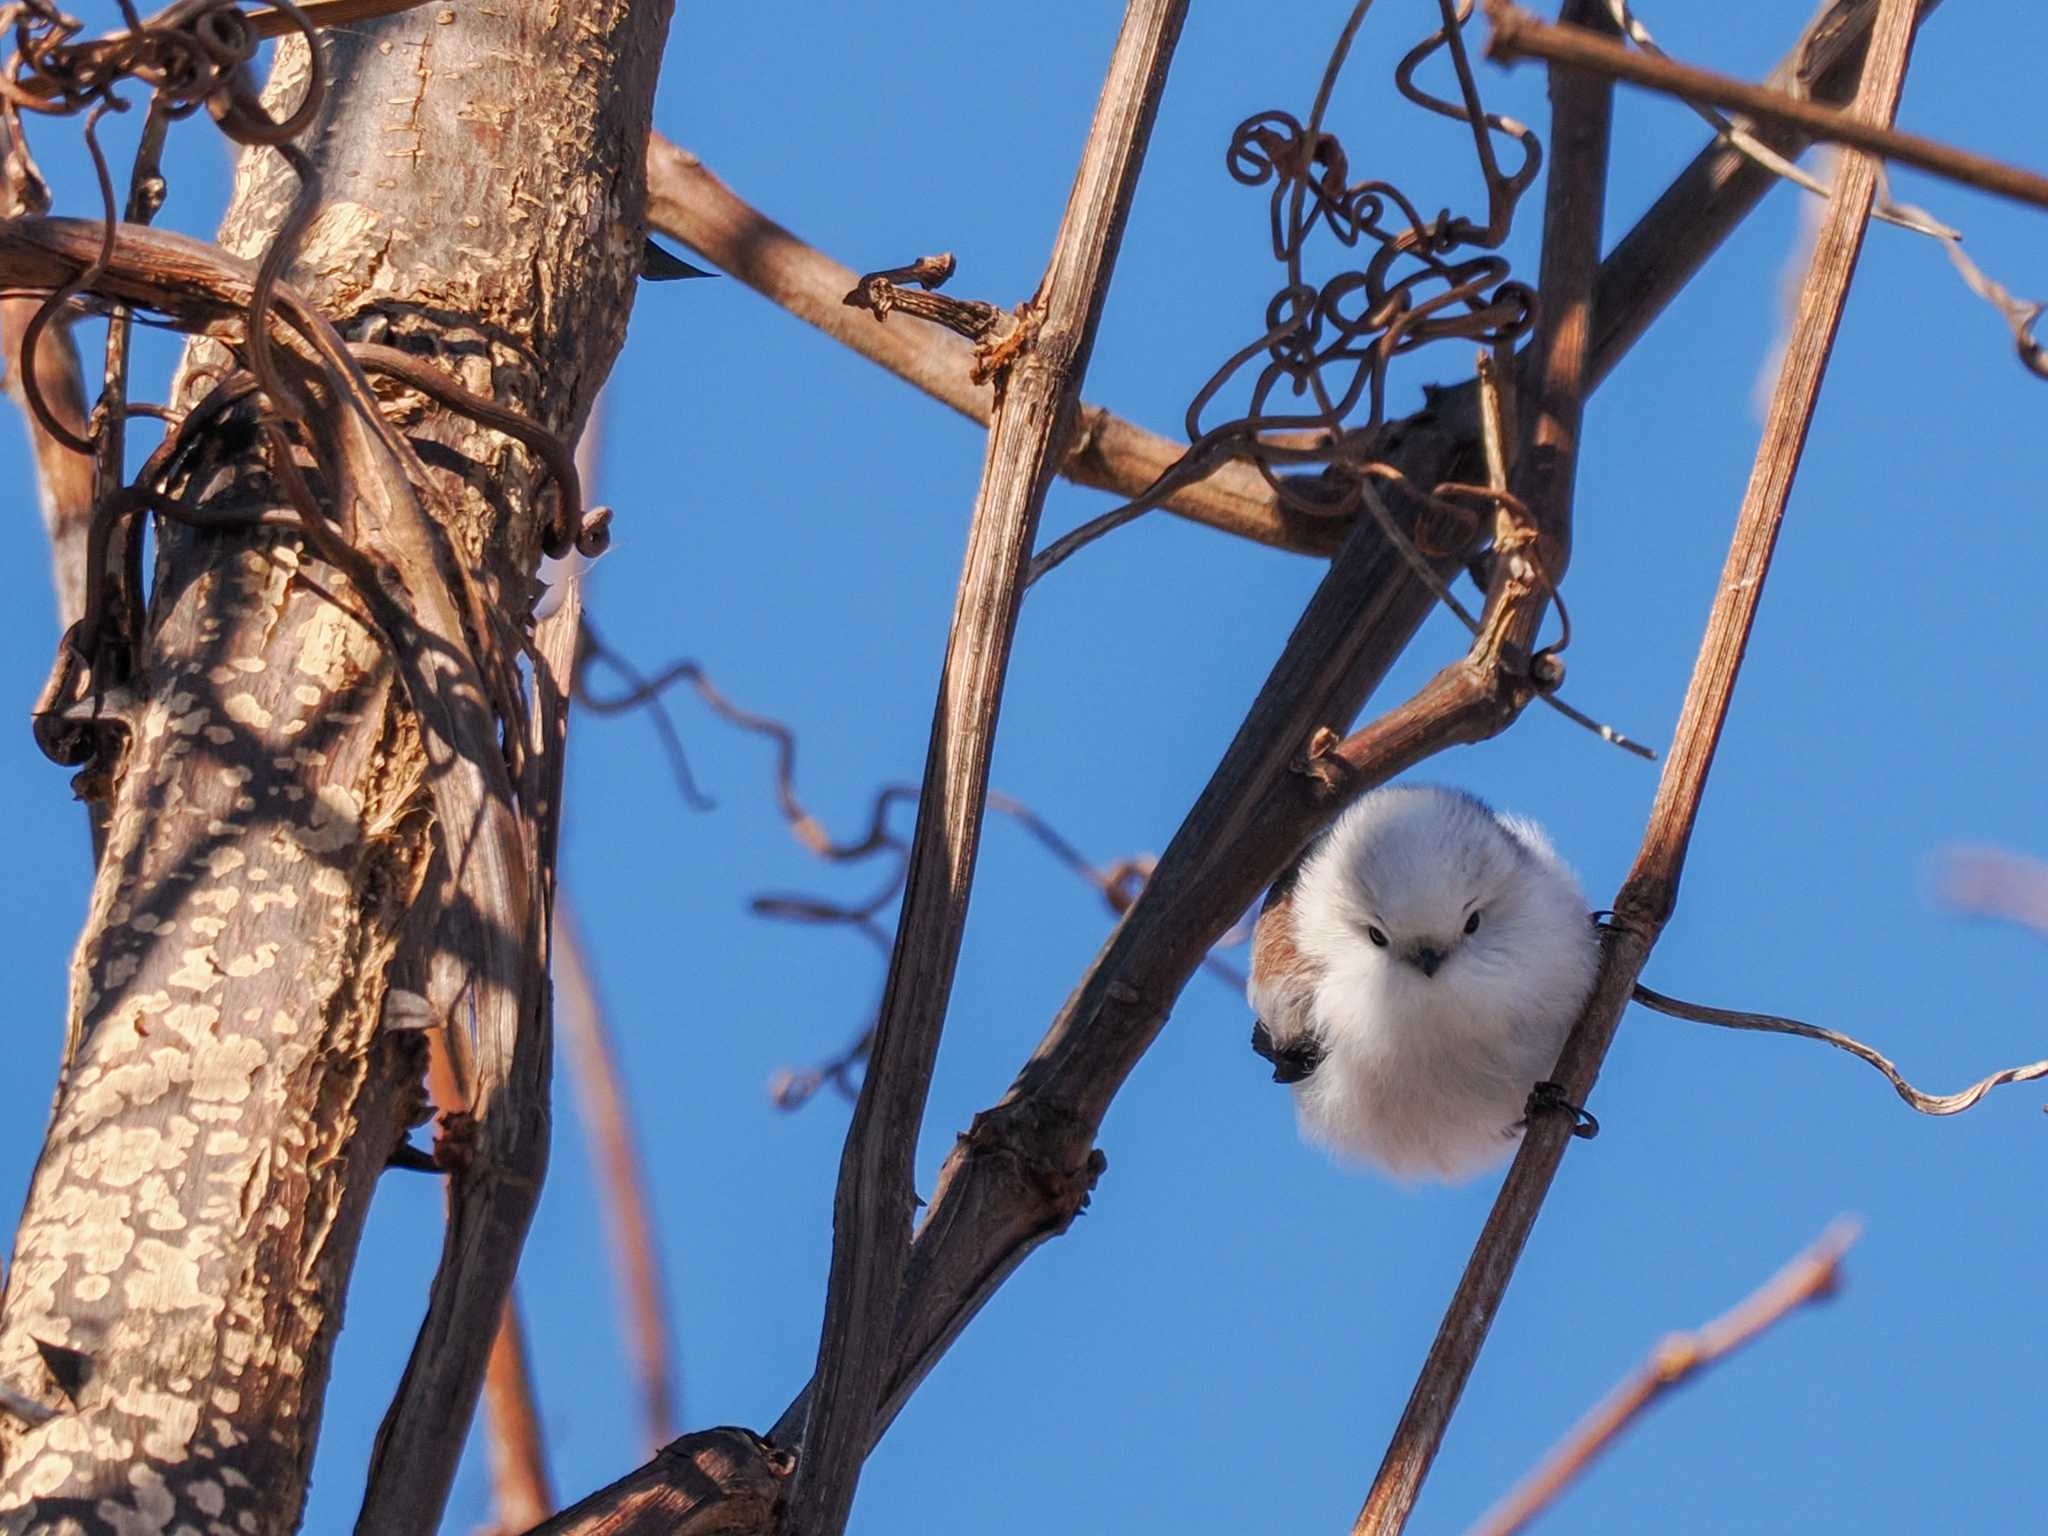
1249;865;1328;1083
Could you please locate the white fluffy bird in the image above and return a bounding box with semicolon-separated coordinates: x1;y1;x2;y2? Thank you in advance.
1248;784;1600;1182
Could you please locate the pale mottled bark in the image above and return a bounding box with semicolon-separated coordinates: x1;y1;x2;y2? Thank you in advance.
0;2;669;1531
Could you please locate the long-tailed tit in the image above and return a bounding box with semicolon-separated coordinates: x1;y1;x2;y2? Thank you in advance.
1248;785;1600;1181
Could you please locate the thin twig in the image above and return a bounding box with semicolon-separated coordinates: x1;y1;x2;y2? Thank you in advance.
1483;0;2048;213
556;900;679;1449
92;99;169;508
1354;7;1920;1529
482;1302;557;1533
786;10;1190;1531
1465;1220;1860;1536
0;107;93;633
1583;0;1946;383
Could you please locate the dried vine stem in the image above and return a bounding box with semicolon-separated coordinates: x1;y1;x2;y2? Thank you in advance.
16;0;434;55
574;622;1252;1094
1466;1220;1860;1536
1483;0;2048;212
1025;0;1546;586
573;628;1249;1109
1353;6;1921;1531
1631;984;2048;1116
786;7;1190;1531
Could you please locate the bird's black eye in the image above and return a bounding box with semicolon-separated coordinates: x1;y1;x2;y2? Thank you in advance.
1367;925;1389;948
1464;909;1482;936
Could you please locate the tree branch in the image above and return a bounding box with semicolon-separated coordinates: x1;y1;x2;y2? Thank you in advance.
641;136;1339;559
1488;0;1617;669
783;7;1190;1532
1466;1220;1860;1536
1586;0;1945;386
0;109;93;634
1483;0;2048;211
1353;5;1921;1529
643;0;1943;570
483;1301;558;1532
557;898;679;1449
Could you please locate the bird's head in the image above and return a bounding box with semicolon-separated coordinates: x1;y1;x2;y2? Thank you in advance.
1299;785;1541;986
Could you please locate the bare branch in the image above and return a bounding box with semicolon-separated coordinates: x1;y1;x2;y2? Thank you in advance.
785;7;1190;1531
1466;1220;1860;1536
557;900;679;1449
483;1302;557;1533
0;108;93;633
641;136;1338;559
1354;7;1920;1529
643;2;1945;577
1587;0;1943;382
1482;0;2048;212
4;294;92;615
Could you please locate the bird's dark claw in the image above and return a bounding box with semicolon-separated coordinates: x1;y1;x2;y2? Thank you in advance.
1251;1019;1325;1084
1523;1080;1598;1139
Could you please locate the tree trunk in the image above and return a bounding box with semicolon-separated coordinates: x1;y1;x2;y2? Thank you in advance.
0;3;670;1530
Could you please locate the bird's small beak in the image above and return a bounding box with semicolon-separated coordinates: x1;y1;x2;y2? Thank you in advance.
1411;946;1444;978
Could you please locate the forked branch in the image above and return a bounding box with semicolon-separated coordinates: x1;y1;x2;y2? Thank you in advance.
784;5;1192;1533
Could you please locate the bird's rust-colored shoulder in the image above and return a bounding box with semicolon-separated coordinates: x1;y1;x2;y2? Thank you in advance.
1251;856;1323;1006
1252;872;1300;988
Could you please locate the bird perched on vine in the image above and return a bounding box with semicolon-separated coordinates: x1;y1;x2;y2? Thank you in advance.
1248;784;1600;1181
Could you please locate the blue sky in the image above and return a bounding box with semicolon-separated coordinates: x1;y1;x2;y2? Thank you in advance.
2;3;2044;1532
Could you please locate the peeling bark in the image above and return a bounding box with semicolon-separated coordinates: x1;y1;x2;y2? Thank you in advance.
0;2;670;1531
